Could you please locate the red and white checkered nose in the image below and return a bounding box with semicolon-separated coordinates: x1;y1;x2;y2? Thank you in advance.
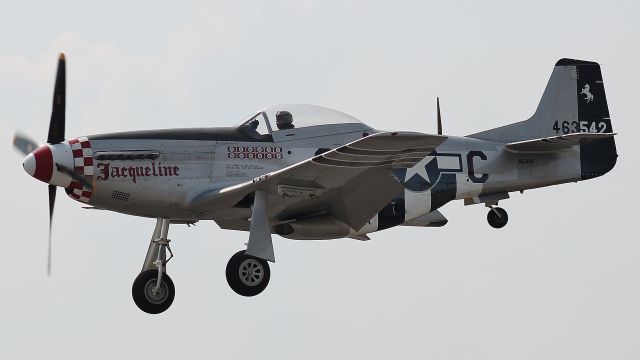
22;143;74;187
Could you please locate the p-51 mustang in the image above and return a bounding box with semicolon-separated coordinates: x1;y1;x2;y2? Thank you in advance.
14;55;617;314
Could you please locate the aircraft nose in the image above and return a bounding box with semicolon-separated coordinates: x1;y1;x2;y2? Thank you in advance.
22;152;37;176
23;145;54;183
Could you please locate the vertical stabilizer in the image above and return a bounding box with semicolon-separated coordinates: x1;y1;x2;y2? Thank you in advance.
470;59;617;179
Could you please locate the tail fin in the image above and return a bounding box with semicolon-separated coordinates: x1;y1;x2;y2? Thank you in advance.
470;58;617;179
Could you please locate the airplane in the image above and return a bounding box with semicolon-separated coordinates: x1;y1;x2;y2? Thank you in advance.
13;54;617;314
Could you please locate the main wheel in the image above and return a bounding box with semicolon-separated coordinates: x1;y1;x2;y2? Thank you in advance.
132;269;175;314
487;207;508;228
226;250;270;297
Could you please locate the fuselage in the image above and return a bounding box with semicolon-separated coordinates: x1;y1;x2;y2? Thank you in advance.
23;121;583;239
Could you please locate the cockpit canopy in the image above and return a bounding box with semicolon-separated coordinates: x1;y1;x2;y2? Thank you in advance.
238;104;373;142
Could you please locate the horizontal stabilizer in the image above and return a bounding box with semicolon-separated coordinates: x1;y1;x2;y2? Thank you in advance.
505;132;616;152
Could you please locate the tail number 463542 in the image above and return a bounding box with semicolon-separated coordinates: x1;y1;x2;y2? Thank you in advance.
552;120;607;134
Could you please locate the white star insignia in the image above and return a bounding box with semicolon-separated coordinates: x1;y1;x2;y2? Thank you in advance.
404;156;433;182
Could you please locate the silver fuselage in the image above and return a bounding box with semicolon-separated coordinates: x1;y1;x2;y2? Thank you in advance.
62;123;581;238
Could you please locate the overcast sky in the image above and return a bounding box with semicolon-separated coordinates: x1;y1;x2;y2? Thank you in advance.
1;1;638;359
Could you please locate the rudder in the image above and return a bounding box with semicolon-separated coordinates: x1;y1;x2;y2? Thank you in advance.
571;59;617;179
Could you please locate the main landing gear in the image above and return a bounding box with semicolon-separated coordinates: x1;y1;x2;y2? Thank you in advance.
486;205;508;229
226;190;275;296
132;218;175;314
132;191;276;313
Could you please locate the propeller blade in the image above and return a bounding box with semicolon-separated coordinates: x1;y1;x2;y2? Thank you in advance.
13;133;39;155
56;163;93;191
437;97;442;135
47;53;66;144
47;184;56;276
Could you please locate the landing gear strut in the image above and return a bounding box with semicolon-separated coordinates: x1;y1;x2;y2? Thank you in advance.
132;218;175;314
226;190;273;296
486;205;508;229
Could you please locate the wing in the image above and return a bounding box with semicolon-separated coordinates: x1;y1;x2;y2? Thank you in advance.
505;132;616;152
190;132;446;230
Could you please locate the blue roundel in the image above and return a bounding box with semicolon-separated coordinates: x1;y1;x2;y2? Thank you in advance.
393;157;442;192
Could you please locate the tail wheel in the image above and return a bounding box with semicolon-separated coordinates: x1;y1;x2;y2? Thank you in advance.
487;207;508;229
132;269;175;314
226;250;270;297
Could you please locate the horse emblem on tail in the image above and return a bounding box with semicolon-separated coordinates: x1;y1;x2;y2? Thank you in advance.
581;84;594;103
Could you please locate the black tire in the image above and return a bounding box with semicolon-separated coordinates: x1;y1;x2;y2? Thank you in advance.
132;269;175;314
226;250;270;297
487;207;509;229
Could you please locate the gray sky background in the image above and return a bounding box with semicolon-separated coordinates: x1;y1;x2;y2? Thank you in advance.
1;1;638;359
